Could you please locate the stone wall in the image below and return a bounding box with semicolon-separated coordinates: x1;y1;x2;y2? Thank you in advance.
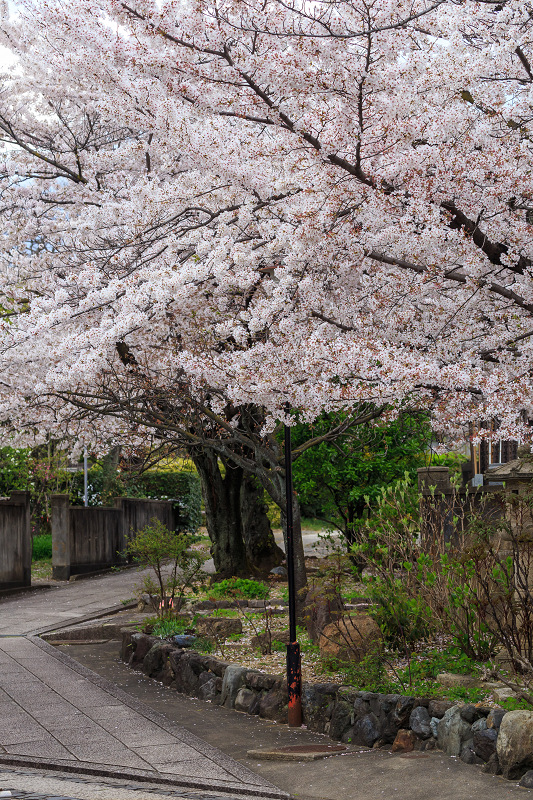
122;630;533;783
0;491;31;590
52;495;178;580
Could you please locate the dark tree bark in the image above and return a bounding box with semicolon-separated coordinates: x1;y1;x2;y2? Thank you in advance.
240;473;284;576
192;450;249;578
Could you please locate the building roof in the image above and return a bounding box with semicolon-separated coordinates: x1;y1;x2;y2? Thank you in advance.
484;457;533;481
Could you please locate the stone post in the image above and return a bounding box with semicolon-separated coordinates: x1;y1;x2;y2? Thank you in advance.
417;466;451;492
52;494;71;581
10;491;31;587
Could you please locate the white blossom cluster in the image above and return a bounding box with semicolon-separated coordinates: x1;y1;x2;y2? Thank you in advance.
0;0;530;446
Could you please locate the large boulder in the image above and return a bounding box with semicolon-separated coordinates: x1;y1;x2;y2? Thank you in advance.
393;696;416;728
410;706;432;739
351;713;382;747
460;705;487;724
319;614;380;663
174;654;202;694
195;616;243;639
235;687;261;714
245;670;280;691
487;708;507;729
197;673;219;703
392;730;417;753
473;728;498;762
220;665;248;709
301;683;338;733
437;706;473;757
303;584;344;644
428;699;454;719
328;700;353;741
129;632;157;666
497;710;533;779
259;680;288;722
142;642;169;677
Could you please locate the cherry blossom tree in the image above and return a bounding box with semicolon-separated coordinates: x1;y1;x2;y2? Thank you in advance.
0;0;532;585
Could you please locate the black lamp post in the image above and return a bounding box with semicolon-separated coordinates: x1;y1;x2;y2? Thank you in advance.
284;421;302;727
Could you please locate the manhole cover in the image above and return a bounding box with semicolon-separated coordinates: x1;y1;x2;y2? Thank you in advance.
247;744;347;761
278;745;347;753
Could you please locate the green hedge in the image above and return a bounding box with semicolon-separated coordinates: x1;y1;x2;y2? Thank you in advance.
139;471;202;532
69;467;202;532
32;533;52;560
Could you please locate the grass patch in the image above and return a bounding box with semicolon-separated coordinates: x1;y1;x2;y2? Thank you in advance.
301;518;329;532
209;608;240;618
151;617;191;637
499;696;533;712
207;577;269;600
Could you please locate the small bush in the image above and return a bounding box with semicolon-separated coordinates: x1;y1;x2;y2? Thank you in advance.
366;576;433;649
32;533;52;560
150;617;190;638
0;446;31;495
342;648;390;693
126;518;207;616
208;577;269;600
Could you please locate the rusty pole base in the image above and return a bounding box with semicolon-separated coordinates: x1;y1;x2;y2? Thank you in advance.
286;641;302;727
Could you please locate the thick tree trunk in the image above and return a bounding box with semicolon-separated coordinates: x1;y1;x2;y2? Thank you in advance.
192;451;249;578
240;473;284;576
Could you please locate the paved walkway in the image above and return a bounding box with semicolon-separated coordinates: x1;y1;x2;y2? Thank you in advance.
0;568;150;636
0;576;287;800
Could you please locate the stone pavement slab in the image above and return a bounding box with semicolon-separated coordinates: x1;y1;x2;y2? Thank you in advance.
0;636;286;799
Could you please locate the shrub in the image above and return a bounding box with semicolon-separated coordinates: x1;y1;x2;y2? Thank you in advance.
208;577;269;600
342;647;390;693
366;576;434;649
353;477;515;662
150;617;191;638
126;518;207;616
32;533;52;560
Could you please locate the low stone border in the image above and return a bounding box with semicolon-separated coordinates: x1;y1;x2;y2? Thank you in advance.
122;630;533;783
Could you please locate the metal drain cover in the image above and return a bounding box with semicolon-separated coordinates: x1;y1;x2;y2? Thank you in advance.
247;744;348;761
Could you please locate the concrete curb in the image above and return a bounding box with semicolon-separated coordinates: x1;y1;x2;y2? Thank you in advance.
27;601;138;637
